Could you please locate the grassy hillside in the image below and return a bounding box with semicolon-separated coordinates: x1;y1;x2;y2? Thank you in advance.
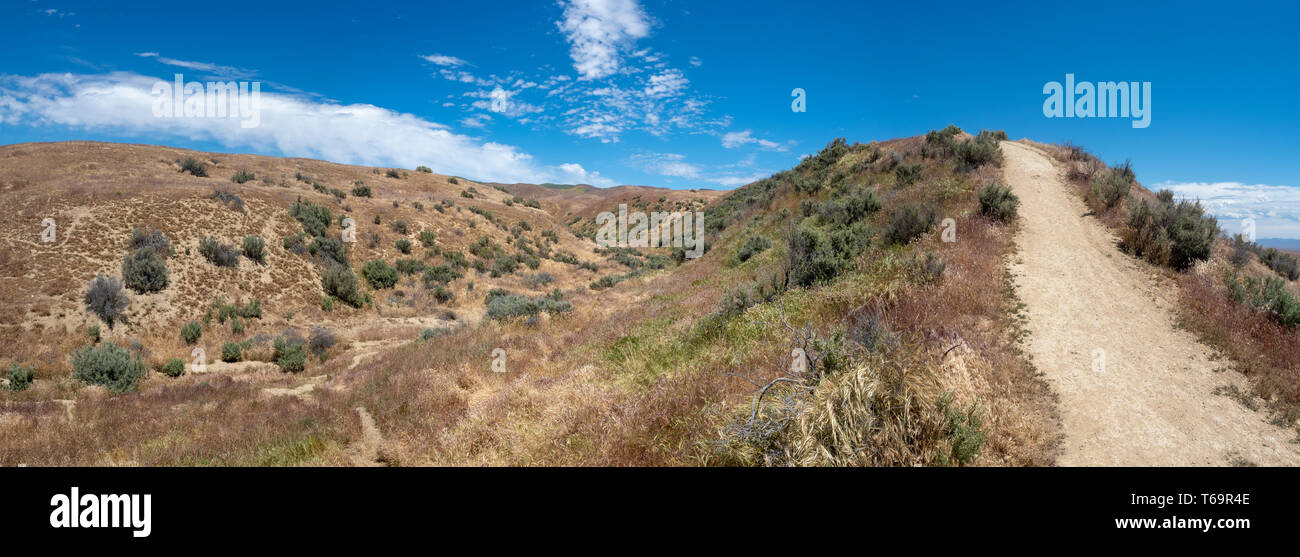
0;131;1064;465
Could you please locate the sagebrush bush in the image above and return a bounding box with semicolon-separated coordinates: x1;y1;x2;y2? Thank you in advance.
736;235;771;263
422;264;463;286
308;236;348;267
221;342;242;362
71;342;146;392
308;327;336;358
129;228;171;257
787;224;842;287
122;247;169;293
273;337;307;372
361;259;399;289
1226;273;1300;327
978;182;1020;222
210;189;244;211
181;321;202;344
1257;247;1300;281
894;163;922;186
290;199;332;237
161;358;185;378
198;236;240;267
351;184;372;197
1122;197;1218;270
884;204;937;245
486;293;572;321
5;364;34;391
179;157;208;177
231;170;255;183
953;135;1003;170
84;275;130;328
322;264;364;307
88;325;100;343
242;236;266;264
1092;167;1133;209
395;238;412;254
418;230;437;248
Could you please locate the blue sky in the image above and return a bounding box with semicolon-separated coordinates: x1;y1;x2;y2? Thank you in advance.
2;0;1298;236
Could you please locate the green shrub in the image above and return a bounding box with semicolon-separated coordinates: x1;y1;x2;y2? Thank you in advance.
308;236;348;267
122;247;169;293
415;165;432;173
884;204;937;245
179;157;208;177
161;358;185;378
88;325;101;343
289;199;332;237
422;264;463;286
736;235;771;263
84;275;130;328
395;258;426;275
486;294;572;322
221;342;242;363
391;220;408;235
812;187;881;226
231;170;255;183
129;228;171;257
361;259;399;289
395;238;412;254
181;321;202;344
198;236;240;267
273;337;307;372
936;392;987;466
952;136;1003;170
1226;273;1300;327
5;364;34;391
977;182;1020;222
240;299;262;319
242;236;266;264
490;256;520;277
386;168;402;179
418;230;437;248
787;224;843;287
322;265;364;307
1092;167;1133;209
894;163;922;186
71;342;146;392
1122;197;1218;270
1258;247;1300;281
431;285;454;303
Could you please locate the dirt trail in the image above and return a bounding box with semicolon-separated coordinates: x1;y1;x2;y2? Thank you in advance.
1001;141;1300;466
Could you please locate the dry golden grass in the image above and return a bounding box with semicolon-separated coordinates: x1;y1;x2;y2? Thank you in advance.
0;135;1059;466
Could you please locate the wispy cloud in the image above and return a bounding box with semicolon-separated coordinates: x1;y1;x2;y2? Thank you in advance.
0;71;617;186
1157;181;1300;239
134;52;257;80
721;129;786;151
419;54;469;67
556;0;651;80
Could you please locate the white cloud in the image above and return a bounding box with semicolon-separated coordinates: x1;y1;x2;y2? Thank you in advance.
642;69;686;98
721;129;785;151
420;54;468;67
709;173;765;187
1156;181;1300;239
0;71;616;186
557;162;618;187
689;56;702;67
629;152;699;179
556;0;650;80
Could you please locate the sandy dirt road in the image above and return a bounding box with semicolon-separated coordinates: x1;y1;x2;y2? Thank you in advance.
1001;141;1300;466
